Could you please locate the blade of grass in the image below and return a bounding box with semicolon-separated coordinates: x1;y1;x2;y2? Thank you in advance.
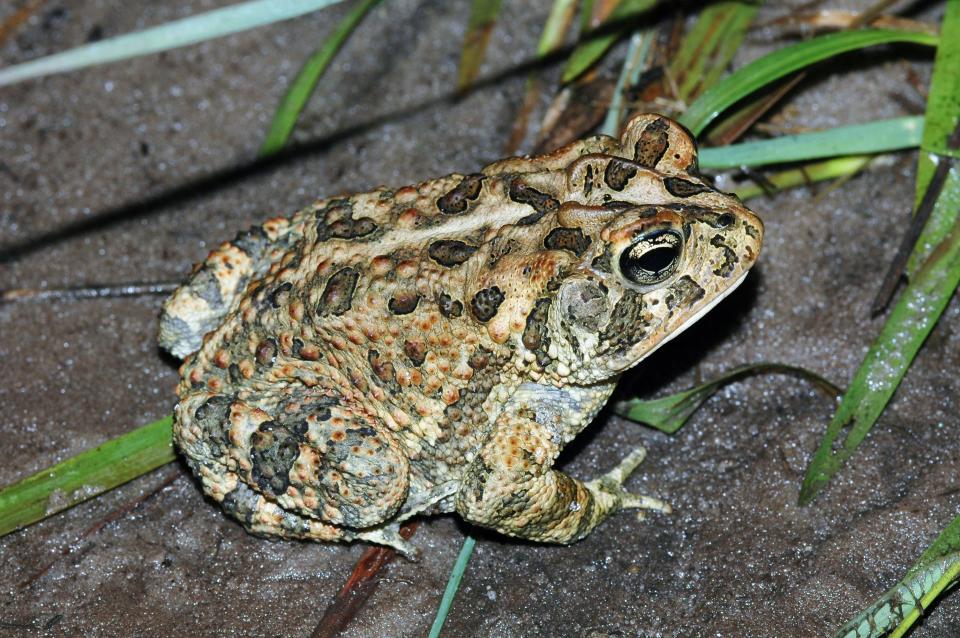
909;1;960;270
679;28;939;136
539;0;580;54
704;73;807;146
799;0;960;506
428;535;477;638
456;0;504;91
503;0;579;154
615;363;840;434
562;0;657;83
668;1;761;105
0;415;175;537
799;170;960;506
0;0;347;87
698;116;924;169
259;0;381;156
600;29;652;136
833;512;960;638
729;155;877;201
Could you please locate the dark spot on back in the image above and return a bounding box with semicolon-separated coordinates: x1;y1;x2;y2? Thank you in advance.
318;267;359;316
403;339;427;366
428;240;478;267
388;292;421;315
437;174;484;214
509;179;559;225
604;158;638;191
544;227;592;256
437;292;464;318
583;165;594;197
256;337;278;367
664;177;709;198
470;286;505;322
633;117;670;168
326;216;378;240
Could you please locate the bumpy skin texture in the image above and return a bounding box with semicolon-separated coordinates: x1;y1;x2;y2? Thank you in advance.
160;114;763;555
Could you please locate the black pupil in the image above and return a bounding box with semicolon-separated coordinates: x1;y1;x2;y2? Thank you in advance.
635;245;678;273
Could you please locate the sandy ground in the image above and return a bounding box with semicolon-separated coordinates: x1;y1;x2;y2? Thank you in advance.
2;1;959;636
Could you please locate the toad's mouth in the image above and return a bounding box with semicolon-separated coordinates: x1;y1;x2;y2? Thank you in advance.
608;269;750;373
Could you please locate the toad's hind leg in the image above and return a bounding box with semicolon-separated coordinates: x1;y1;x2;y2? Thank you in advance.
176;391;411;547
454;413;670;543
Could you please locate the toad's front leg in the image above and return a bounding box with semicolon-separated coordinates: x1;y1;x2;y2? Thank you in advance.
454;413;671;543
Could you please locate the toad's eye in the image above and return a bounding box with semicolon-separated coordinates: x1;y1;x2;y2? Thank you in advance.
618;229;683;286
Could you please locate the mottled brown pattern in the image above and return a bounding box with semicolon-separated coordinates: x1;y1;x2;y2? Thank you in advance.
521;298;552;368
436;173;484;214
603;158;638;191
428;239;478;267
664;176;710;198
633;116;670;168
318;267;359;316
436;292;464;318
470;286;505;322
544;227;592;256
508;178;559;225
161;114;763;555
388;292;421;315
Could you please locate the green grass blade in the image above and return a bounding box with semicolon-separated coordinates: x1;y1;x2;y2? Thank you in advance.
615;363;839;434
668;1;761;104
699;116;924;169
799;1;960;507
457;0;504;91
0;416;175;537
833;511;960;638
798;173;960;505
909;0;960;272
538;0;580;56
259;0;381;156
600;29;652;136
729;155;876;201
428;535;477;638
679;29;938;136
561;0;657;83
0;0;347;87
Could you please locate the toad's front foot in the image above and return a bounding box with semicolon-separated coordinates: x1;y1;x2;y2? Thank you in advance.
585;446;672;518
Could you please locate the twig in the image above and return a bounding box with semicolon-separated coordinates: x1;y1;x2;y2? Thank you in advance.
871;122;960;315
0;281;179;304
310;522;418;638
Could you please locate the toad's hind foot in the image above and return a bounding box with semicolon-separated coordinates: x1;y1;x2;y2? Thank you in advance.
585;446;672;516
